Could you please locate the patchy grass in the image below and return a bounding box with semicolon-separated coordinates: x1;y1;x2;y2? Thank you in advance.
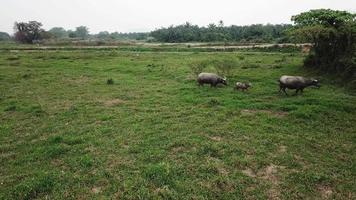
0;49;355;199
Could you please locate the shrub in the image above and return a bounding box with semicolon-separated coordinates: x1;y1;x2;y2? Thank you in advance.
213;58;236;77
106;78;114;85
291;9;356;86
208;98;220;106
237;55;245;60
189;60;209;75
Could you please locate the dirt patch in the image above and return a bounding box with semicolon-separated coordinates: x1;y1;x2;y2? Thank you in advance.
154;187;171;195
91;187;101;194
102;98;126;107
258;164;284;200
169;146;193;158
240;109;288;118
242;168;256;178
258;164;279;184
218;167;229;176
317;185;333;199
209;136;222;142
242;164;284;200
171;146;185;154
278;145;287;153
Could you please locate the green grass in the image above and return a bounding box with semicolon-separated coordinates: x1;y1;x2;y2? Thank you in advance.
0;48;355;199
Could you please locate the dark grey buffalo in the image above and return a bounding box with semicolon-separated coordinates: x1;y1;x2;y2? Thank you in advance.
197;73;227;87
279;75;320;95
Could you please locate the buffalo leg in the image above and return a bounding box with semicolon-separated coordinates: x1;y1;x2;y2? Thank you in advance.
279;85;283;92
282;88;288;95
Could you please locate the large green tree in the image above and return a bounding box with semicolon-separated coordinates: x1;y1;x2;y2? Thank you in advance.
48;27;68;38
74;26;89;39
0;32;11;41
291;9;356;81
14;21;45;43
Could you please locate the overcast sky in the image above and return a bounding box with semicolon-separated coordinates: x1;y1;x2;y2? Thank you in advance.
1;0;355;34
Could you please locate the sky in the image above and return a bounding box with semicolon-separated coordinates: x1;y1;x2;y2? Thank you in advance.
0;0;355;34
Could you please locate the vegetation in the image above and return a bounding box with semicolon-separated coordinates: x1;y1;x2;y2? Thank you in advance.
150;22;292;43
8;21;292;43
95;32;149;40
290;9;356;85
0;48;355;199
13;21;46;44
71;26;90;39
40;25;149;41
107;78;114;85
0;32;11;41
48;27;68;38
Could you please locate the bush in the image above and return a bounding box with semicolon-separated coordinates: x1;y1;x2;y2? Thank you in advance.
189;60;209;75
213;58;236;77
106;78;114;85
0;32;11;41
291;9;356;87
237;55;245;60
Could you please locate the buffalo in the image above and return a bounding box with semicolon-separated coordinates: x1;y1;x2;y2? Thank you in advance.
279;75;320;95
197;73;227;87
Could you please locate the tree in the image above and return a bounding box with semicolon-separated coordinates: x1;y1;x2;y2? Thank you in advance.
0;32;11;41
74;26;89;39
150;22;291;43
48;27;68;38
14;21;44;43
97;31;110;39
67;30;76;38
291;9;356;81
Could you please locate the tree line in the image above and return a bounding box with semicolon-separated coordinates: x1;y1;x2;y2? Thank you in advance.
3;21;292;44
48;26;148;40
2;22;149;43
150;21;292;43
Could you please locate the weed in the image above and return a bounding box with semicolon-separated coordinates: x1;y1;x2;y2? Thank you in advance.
189;59;209;75
213;58;236;76
7;56;20;61
208;98;220;106
10;173;55;199
107;78;114;85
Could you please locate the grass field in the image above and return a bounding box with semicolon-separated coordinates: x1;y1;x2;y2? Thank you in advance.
0;48;355;199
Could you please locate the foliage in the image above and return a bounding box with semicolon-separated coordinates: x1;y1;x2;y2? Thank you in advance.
0;32;11;41
108;32;149;40
14;21;45;43
48;27;68;38
97;31;110;39
150;22;292;43
74;26;89;39
67;30;76;38
291;9;356;84
213;58;236;77
106;78;114;85
189;59;209;75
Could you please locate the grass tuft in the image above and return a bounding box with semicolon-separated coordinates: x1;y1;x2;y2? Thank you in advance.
106;78;114;85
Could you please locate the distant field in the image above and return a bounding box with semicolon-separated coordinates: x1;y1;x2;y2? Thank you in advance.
0;48;355;199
